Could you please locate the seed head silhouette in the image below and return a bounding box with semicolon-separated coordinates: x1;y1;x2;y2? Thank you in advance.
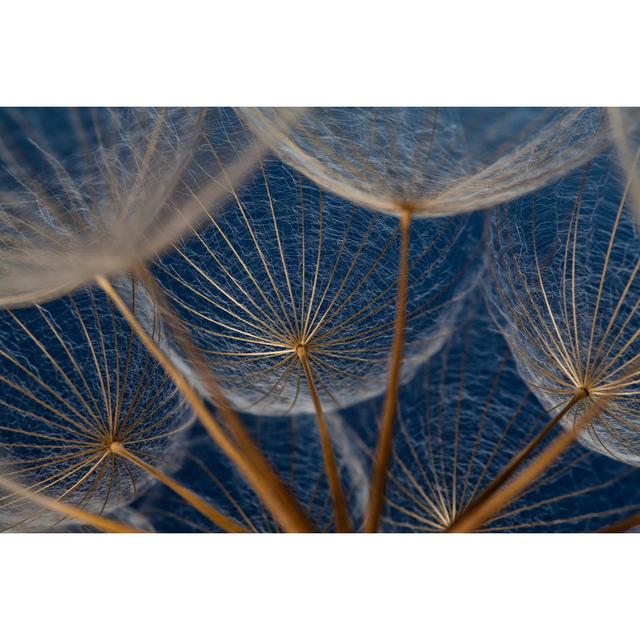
239;107;611;532
136;411;369;533
489;149;640;466
374;303;640;532
154;157;481;530
0;279;195;531
239;107;609;218
156;158;482;416
0;107;264;308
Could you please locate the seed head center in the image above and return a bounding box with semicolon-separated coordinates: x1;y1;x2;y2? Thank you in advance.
107;439;123;455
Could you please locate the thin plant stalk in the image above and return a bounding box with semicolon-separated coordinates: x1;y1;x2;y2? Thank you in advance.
132;264;317;530
0;475;140;533
449;388;588;529
110;443;248;533
95;275;313;533
365;207;411;533
299;351;350;532
446;398;606;533
600;512;640;533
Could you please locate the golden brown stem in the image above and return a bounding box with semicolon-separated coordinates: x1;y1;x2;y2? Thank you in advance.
96;275;313;533
0;475;140;533
300;354;350;532
365;207;412;533
447;396;605;533
131;264;317;530
600;513;640;533
449;388;588;530
110;443;248;533
134;266;314;530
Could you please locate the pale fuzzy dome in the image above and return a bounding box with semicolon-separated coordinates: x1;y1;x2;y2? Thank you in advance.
0;108;264;308
346;302;640;532
239;107;610;217
155;158;483;416
488;150;640;466
0;279;194;532
609;108;640;228
134;411;369;533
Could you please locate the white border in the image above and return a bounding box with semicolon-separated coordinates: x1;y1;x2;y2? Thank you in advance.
0;0;637;105
1;534;638;639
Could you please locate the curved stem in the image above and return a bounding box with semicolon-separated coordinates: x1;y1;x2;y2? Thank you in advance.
365;207;411;533
110;443;248;533
96;275;313;533
300;354;350;532
0;475;140;533
447;396;605;533
449;388;588;530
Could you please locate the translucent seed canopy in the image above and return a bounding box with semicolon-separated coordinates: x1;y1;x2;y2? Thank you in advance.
0;107;264;308
350;302;640;532
609;108;640;228
489;151;640;466
0;280;194;531
239;107;609;217
155;158;483;416
135;411;368;533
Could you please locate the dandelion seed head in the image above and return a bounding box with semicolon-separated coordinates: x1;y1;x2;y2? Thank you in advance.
135;410;368;533
156;158;483;416
0;108;263;308
489;150;640;466
240;107;609;217
0;278;194;531
345;302;640;532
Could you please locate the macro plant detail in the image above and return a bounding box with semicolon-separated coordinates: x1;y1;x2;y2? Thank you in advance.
379;305;640;532
0;106;318;533
0;107;264;307
0;280;196;531
135;411;369;533
156;158;482;416
489;149;640;467
238;107;614;532
155;156;481;530
239;107;609;217
1;106;640;534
